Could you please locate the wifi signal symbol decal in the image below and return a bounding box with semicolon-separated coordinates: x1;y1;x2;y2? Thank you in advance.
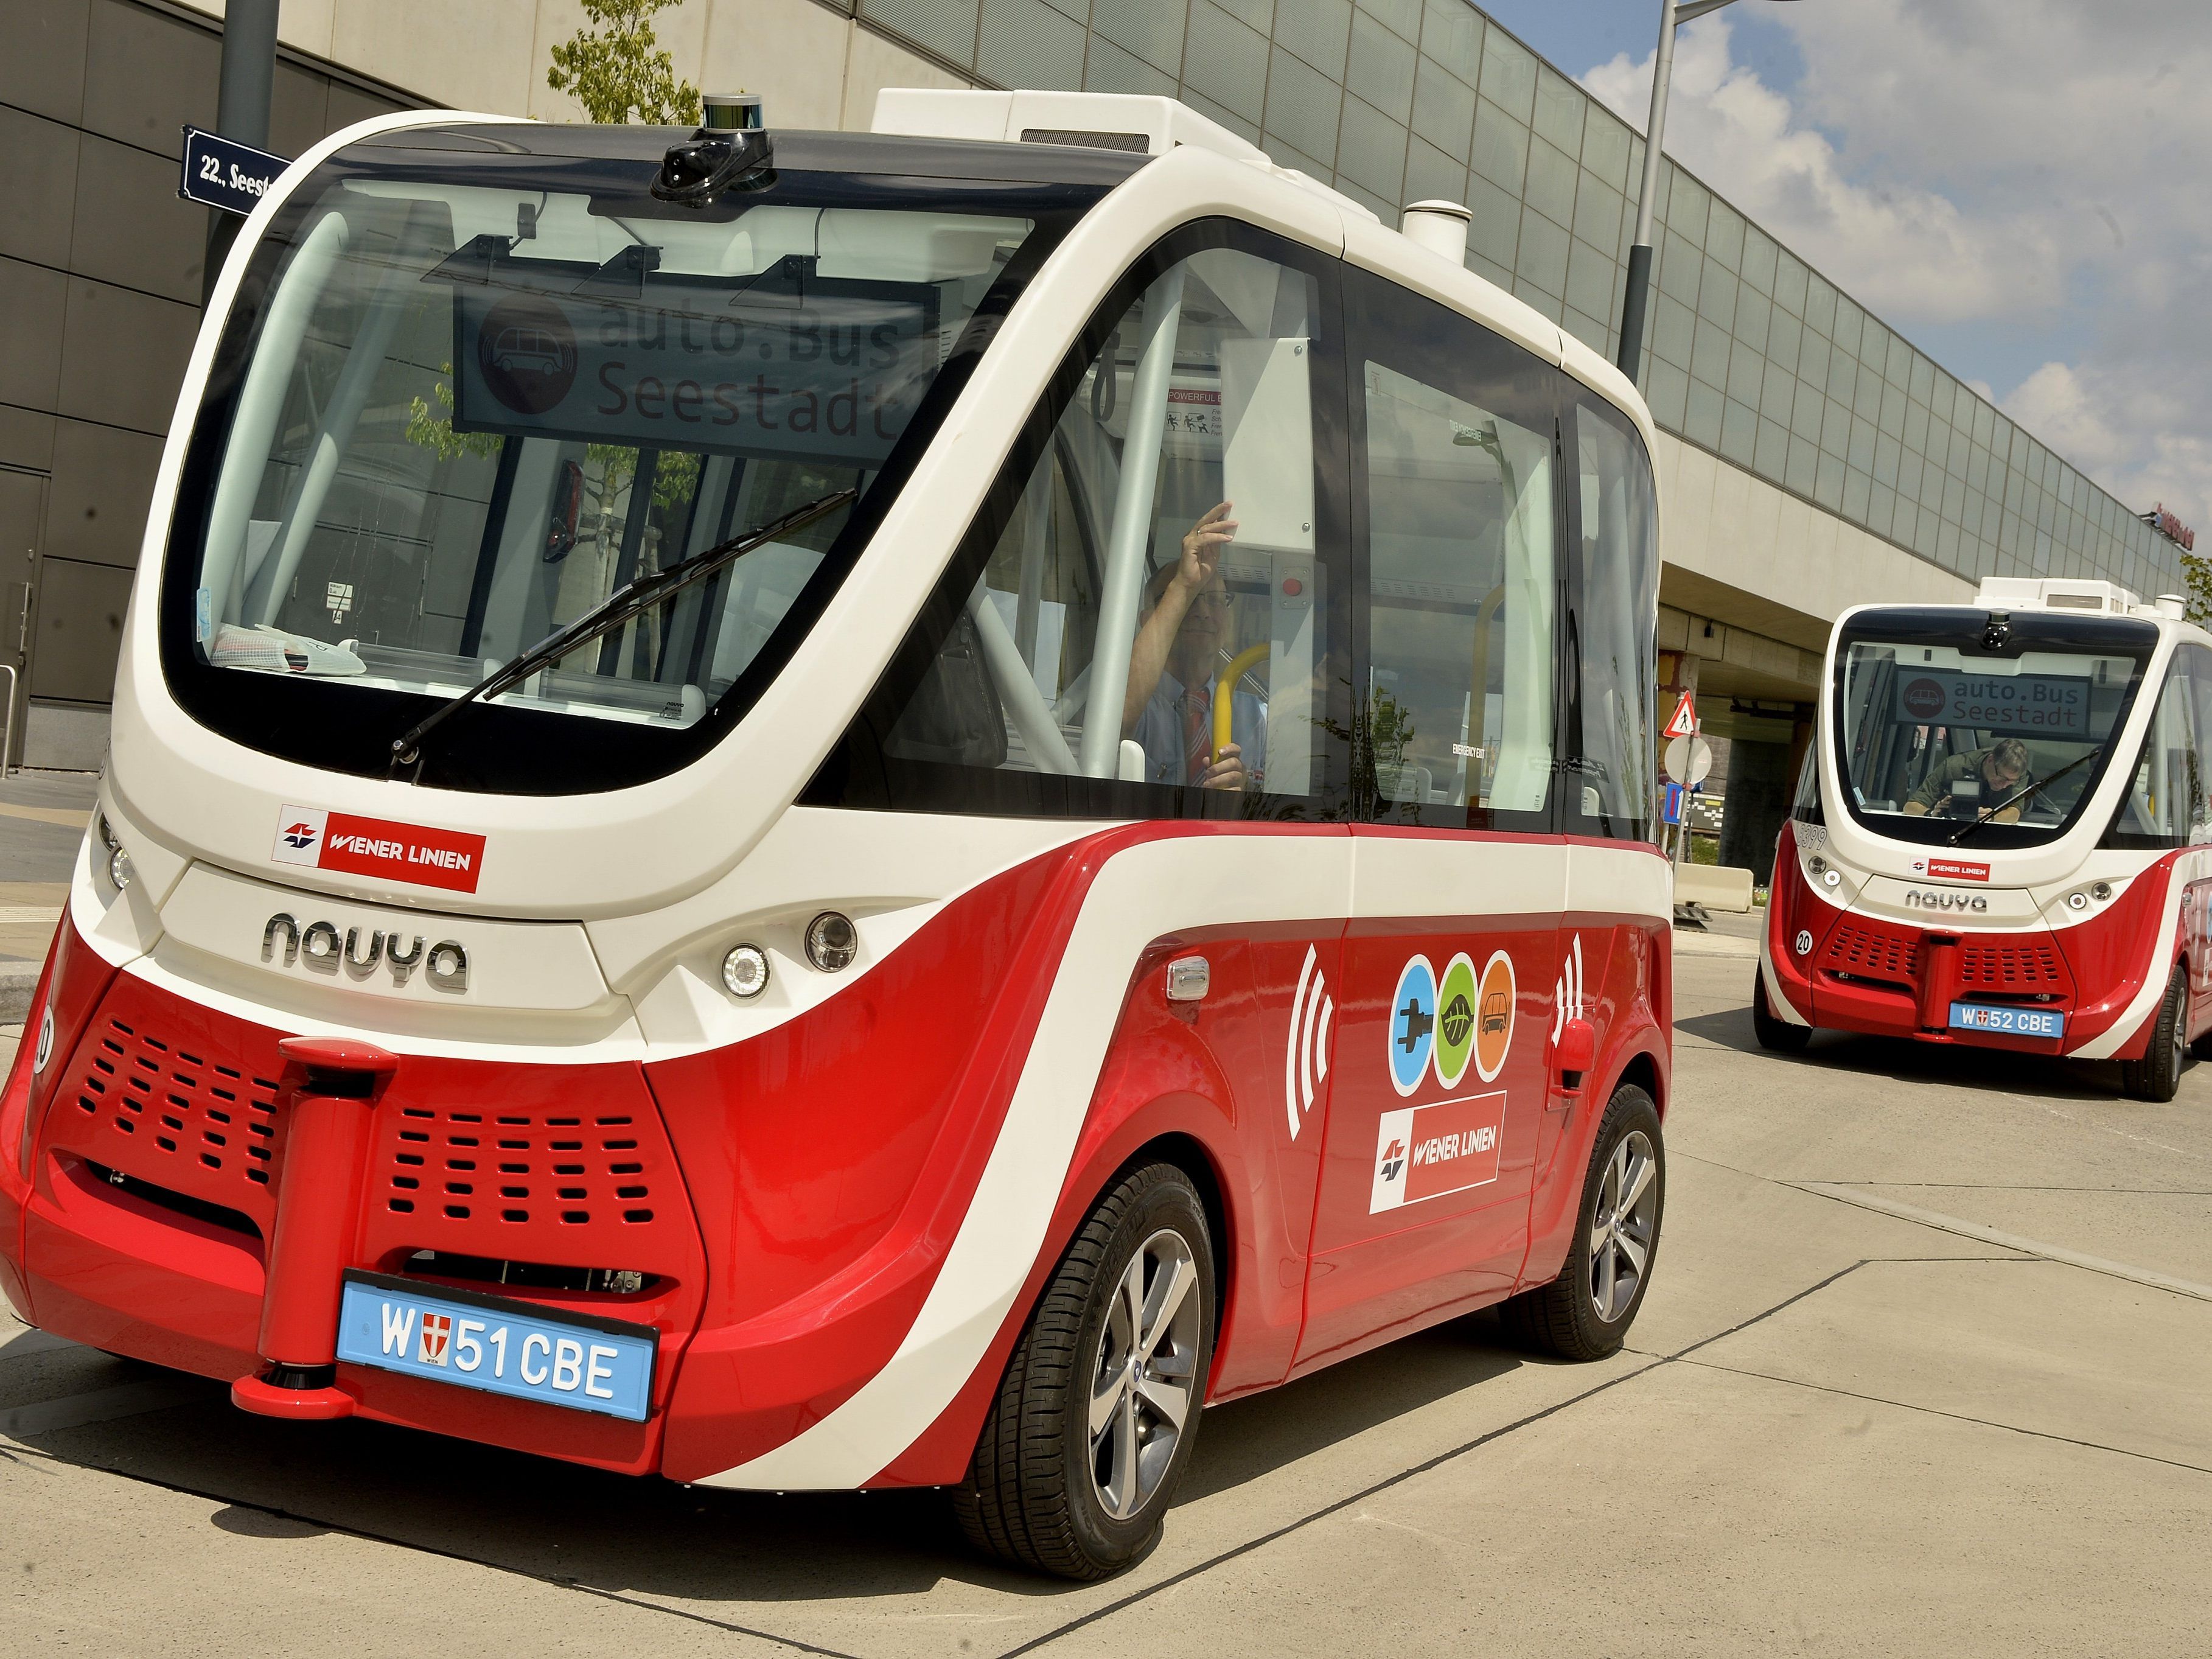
1552;933;1587;1039
1285;945;1335;1140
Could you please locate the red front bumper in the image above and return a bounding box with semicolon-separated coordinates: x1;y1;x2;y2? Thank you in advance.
1764;826;2168;1058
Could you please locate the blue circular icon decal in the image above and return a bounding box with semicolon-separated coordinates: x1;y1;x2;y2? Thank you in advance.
1387;954;1437;1098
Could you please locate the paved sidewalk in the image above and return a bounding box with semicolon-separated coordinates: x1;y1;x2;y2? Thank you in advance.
0;770;90;1018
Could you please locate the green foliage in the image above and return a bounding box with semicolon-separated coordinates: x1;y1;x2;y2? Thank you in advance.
546;0;702;126
2178;547;2212;628
405;371;500;461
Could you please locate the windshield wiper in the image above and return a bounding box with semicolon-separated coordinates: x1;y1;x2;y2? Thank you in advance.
388;487;857;777
1945;747;2101;845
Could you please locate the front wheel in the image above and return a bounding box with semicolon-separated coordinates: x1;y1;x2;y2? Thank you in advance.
1751;966;1812;1052
955;1162;1216;1580
2120;965;2188;1102
1499;1086;1664;1361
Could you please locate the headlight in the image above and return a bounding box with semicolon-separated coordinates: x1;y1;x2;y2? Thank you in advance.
721;944;770;999
804;912;858;973
97;814;117;850
108;847;134;890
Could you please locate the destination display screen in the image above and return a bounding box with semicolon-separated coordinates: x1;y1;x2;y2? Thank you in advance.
1892;669;2093;738
449;267;941;467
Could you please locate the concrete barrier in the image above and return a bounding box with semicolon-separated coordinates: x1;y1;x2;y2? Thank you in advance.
1673;864;1755;913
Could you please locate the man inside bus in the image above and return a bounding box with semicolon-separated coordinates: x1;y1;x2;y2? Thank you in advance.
1123;500;1266;791
1902;735;2034;821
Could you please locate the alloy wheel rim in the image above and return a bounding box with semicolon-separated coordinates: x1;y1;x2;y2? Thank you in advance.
1088;1228;1202;1522
1587;1130;1659;1324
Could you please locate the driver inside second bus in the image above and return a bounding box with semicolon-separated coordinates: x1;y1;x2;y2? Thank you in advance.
1122;501;1265;791
1903;735;2034;820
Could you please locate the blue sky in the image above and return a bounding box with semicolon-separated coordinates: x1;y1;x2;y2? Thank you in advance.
1472;0;2212;531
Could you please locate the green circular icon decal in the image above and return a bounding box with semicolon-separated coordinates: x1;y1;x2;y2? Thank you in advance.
1434;952;1478;1088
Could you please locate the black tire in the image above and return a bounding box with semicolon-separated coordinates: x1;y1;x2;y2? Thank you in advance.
954;1162;1216;1580
1751;965;1813;1052
2121;965;2188;1102
1499;1086;1664;1361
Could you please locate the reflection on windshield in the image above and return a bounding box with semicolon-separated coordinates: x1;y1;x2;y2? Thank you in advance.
189;175;1035;733
1837;636;2143;844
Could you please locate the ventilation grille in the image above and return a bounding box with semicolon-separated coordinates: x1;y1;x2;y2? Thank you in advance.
1956;937;2068;991
1821;921;1921;986
373;1102;675;1242
50;1013;285;1229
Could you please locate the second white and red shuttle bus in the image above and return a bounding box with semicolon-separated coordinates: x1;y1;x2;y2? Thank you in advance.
0;90;1668;1577
1760;575;2212;1101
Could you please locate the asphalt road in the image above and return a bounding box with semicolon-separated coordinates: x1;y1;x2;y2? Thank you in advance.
1;935;2207;1657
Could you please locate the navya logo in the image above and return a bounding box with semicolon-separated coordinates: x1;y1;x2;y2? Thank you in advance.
263;913;470;992
1905;890;1989;912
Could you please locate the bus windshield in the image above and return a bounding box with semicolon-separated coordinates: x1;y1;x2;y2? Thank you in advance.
1832;609;2158;849
161;137;1102;792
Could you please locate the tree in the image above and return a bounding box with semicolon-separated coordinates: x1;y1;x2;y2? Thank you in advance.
546;0;702;127
2177;547;2212;628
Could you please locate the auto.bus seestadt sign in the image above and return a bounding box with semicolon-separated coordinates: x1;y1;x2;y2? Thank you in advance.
448;272;941;467
178;126;290;216
1894;669;2092;738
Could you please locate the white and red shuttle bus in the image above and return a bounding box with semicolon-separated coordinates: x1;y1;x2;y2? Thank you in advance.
1759;575;2212;1102
0;91;1669;1577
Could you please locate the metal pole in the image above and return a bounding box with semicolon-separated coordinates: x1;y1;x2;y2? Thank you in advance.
1615;0;1680;386
202;0;281;307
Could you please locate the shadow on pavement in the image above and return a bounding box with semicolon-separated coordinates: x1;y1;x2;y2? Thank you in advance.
17;1316;1533;1608
1675;1003;2134;1102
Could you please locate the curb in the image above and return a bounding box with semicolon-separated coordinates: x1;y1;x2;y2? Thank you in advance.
1;960;37;1024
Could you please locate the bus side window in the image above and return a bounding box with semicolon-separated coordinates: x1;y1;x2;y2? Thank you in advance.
1348;271;1557;828
1568;399;1658;840
2110;655;2201;845
829;226;1352;820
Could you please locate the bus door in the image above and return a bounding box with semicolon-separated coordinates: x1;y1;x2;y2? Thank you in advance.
1293;273;1566;1369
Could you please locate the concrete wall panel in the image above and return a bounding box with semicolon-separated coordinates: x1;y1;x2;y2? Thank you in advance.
0;0;92;125
70;132;208;304
82;0;221;157
0;259;70;414
44;419;166;570
0;108;83;270
54;276;198;434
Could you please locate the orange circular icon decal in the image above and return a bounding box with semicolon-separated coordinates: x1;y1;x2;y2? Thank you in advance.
1473;951;1515;1082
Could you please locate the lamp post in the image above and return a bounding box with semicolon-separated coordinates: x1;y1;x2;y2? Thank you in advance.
201;0;280;306
1614;0;1799;386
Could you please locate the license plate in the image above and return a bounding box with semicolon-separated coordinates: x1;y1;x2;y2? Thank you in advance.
335;1271;657;1422
1948;1002;2064;1040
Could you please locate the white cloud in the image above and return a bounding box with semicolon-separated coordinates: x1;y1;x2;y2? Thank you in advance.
1584;21;2057;323
1580;1;2212;533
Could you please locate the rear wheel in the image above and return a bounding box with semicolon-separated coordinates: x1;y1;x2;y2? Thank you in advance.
2121;965;2188;1102
955;1162;1215;1580
1499;1086;1664;1361
1751;966;1812;1052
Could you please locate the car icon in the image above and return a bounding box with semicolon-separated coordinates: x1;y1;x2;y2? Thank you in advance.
490;326;567;376
1481;988;1509;1033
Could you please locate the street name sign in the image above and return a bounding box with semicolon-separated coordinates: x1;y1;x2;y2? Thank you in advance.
180;127;290;216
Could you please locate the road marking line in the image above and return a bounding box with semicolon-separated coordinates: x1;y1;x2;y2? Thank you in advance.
0;1379;196;1439
1790;1182;2212;1303
0;802;88;830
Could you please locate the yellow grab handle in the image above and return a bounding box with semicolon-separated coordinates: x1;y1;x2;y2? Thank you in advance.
1213;643;1272;763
